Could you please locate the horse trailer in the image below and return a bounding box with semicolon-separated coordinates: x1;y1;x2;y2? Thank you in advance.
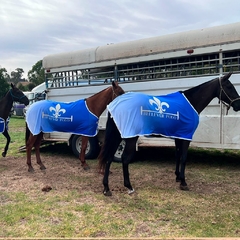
41;22;240;160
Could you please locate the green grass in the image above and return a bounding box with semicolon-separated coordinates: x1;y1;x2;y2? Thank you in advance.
0;117;240;238
0;116;26;157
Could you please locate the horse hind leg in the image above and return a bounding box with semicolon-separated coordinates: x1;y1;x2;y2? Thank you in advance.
122;138;137;194
102;136;123;196
103;160;113;196
79;136;90;170
174;139;190;191
26;133;46;172
174;139;181;182
34;133;46;171
2;130;10;157
26;133;36;172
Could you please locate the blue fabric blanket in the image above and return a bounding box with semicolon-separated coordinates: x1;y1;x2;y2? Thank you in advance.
26;99;98;136
0;117;9;133
107;92;199;141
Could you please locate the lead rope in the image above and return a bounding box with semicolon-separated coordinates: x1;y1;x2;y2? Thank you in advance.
218;77;240;115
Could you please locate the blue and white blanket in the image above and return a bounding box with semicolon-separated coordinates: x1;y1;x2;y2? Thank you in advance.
26;99;98;136
107;92;199;141
0;117;10;133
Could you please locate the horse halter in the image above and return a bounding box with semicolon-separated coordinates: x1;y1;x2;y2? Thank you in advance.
218;77;240;114
9;89;26;102
111;85;119;100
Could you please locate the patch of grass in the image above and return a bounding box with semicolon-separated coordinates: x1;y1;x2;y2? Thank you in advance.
1;117;240;237
0;116;26;157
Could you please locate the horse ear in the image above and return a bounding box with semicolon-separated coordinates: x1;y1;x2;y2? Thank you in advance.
112;81;119;87
223;72;232;81
11;83;15;89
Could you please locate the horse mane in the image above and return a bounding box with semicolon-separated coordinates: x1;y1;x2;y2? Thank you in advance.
182;77;217;95
0;89;9;100
88;86;111;100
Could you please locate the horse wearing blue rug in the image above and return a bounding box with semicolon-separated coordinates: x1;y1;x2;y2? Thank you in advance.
108;91;199;141
26;99;99;136
25;81;124;172
0;84;29;157
98;73;240;195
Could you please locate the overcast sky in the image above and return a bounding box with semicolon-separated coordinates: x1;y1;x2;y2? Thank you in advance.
1;0;240;79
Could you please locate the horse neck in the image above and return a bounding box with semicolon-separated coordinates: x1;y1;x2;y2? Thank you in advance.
86;87;113;117
183;79;219;114
0;91;13;119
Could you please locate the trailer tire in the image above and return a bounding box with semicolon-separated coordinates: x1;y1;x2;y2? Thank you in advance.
70;135;100;159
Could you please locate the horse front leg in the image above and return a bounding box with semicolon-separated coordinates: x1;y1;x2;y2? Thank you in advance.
79;136;90;170
2;130;10;157
175;139;190;191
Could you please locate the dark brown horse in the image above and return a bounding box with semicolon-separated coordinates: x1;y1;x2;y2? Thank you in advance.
25;81;124;172
0;83;29;157
98;73;240;196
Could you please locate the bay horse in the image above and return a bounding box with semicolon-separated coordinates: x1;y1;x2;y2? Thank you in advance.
98;73;240;196
25;81;124;172
0;83;29;157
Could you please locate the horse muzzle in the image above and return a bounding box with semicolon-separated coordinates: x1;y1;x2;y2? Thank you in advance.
24;98;30;106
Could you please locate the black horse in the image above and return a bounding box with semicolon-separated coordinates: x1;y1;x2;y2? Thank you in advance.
98;73;240;196
0;83;29;157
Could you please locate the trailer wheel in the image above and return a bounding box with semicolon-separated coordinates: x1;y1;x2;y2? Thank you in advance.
113;140;126;162
70;135;100;159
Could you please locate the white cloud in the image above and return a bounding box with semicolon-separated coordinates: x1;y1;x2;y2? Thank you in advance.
0;0;240;79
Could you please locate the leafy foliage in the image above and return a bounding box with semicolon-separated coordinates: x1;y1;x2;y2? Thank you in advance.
0;68;10;98
1;59;44;90
10;68;24;85
28;60;44;86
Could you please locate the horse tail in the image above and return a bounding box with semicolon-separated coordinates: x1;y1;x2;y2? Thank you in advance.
98;113;122;172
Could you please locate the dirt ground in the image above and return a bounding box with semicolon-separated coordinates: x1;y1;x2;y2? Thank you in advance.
1;145;240;197
0;153;105;196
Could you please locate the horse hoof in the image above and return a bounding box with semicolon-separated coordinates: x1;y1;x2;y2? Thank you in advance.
180;184;189;191
103;190;112;196
128;188;135;195
40;166;46;170
28;168;34;173
83;165;90;171
2;152;6;157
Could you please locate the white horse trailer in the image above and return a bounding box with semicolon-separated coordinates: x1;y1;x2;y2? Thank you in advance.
42;22;240;160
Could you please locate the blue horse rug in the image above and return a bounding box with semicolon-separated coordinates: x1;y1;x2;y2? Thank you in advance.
26;99;98;136
0;117;10;133
107;92;199;141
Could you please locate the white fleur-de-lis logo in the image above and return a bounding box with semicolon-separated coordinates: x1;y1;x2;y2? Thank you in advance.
49;104;66;118
149;97;169;113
